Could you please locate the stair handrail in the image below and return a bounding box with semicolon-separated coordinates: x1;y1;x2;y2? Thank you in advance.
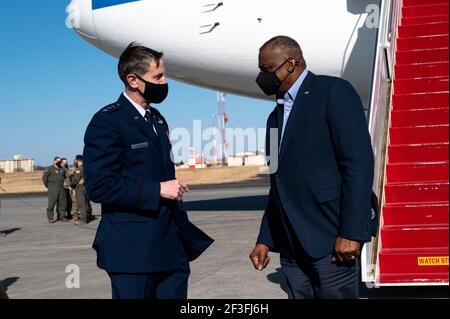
362;0;403;284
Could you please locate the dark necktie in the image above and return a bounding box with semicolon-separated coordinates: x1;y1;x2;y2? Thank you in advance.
144;110;163;149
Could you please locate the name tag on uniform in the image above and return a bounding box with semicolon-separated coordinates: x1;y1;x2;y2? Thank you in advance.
131;142;149;150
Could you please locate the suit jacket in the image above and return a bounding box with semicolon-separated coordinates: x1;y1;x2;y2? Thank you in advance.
257;72;375;259
83;94;214;273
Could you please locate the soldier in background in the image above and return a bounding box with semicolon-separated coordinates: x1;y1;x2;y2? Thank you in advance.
71;155;90;225
42;157;67;223
61;158;72;220
68;158;79;221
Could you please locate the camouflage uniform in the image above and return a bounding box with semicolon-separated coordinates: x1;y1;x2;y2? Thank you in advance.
65;167;79;220
70;165;90;223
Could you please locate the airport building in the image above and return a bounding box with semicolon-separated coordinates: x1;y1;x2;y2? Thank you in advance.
0;155;35;173
228;151;267;167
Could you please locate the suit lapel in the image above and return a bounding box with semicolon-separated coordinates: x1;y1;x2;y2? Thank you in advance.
118;94;163;157
278;72;316;162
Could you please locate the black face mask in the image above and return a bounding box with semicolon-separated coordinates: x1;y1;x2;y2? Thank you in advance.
255;58;291;96
135;74;169;104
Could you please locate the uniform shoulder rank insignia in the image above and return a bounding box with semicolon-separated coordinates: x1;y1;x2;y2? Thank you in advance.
102;103;120;113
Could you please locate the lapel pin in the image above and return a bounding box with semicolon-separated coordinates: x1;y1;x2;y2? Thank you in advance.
134;116;140;120
304;91;310;95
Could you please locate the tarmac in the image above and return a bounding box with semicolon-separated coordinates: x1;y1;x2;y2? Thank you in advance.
0;180;448;299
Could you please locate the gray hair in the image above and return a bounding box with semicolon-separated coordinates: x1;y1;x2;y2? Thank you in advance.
260;35;306;66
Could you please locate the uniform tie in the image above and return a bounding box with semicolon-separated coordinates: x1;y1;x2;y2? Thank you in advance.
144;110;159;136
145;109;167;152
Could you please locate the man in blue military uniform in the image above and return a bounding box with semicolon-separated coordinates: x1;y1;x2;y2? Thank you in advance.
250;36;375;299
83;43;214;299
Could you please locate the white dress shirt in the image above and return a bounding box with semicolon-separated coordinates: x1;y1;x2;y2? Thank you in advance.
277;69;309;143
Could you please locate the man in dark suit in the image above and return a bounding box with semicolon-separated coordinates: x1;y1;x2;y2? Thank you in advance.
83;43;214;299
250;36;374;299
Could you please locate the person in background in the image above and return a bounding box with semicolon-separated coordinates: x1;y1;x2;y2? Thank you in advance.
42;157;68;223
61;158;72;220
70;155;89;225
67;158;79;222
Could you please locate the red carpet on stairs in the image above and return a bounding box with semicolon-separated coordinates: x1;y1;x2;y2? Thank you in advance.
377;0;449;285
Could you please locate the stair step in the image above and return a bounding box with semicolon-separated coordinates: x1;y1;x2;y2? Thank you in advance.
391;108;449;127
398;22;449;38
390;124;449;144
378;0;450;286
402;14;449;26
385;181;449;204
396;47;449;64
383;203;449;226
386;162;448;183
397;35;449;51
379;273;449;285
403;3;449;18
392;92;449;110
395;62;449;79
378;249;449;284
381;226;449;249
403;0;449;6
394;77;448;94
388;143;449;163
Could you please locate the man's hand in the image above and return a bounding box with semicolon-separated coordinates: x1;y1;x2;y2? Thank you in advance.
332;237;361;263
250;244;270;271
160;180;190;201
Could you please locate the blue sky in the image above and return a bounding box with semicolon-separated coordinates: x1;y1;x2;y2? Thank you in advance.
0;1;274;166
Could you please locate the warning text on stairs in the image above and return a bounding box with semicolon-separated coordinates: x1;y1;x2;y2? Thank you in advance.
417;256;449;266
